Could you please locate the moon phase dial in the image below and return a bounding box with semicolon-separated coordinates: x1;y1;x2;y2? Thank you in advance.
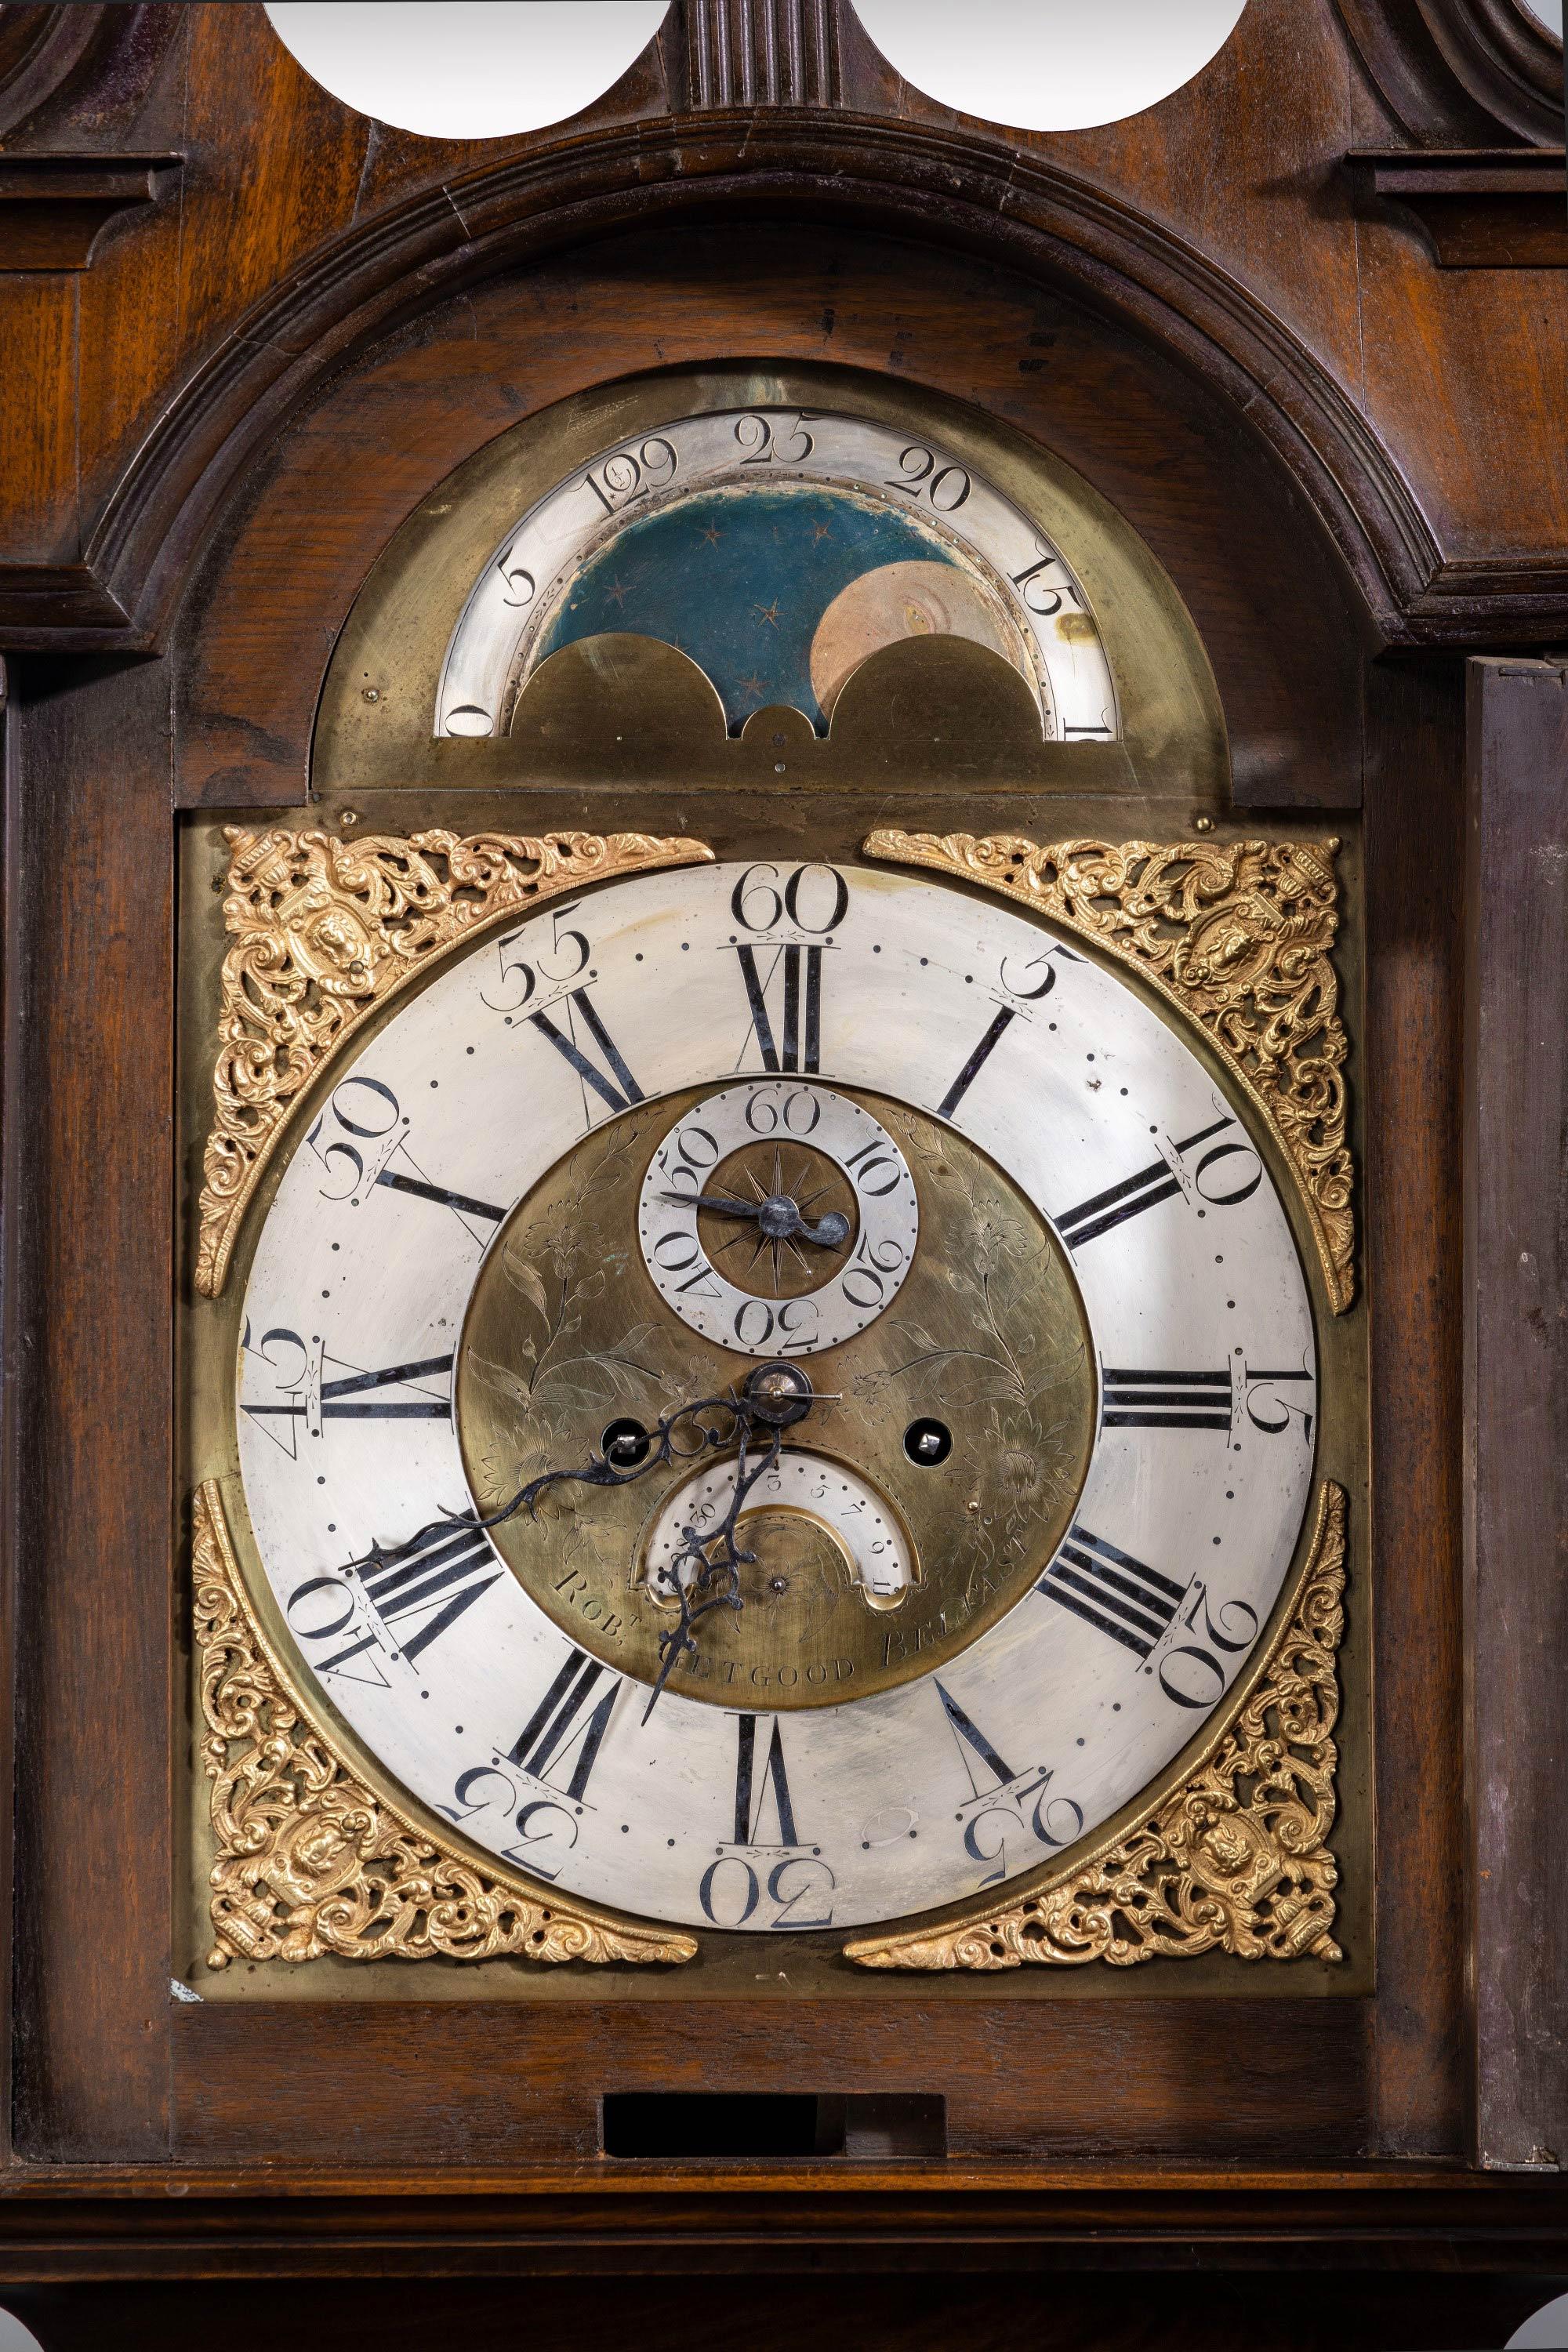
456;1082;1096;1709
637;1082;920;1356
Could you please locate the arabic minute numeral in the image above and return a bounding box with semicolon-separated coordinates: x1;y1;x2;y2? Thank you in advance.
729;859;848;935
481;902;590;1014
528;987;644;1119
1243;1367;1316;1443
1054;1114;1262;1250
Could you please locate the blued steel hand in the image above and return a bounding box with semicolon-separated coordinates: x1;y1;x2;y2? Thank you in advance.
661;1187;851;1249
337;1362;816;1722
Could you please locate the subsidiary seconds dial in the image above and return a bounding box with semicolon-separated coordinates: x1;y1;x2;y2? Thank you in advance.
637;1080;920;1355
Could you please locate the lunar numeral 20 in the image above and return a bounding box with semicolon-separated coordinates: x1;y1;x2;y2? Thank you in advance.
886;444;971;510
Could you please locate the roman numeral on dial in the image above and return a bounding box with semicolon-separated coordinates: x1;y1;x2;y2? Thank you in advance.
1055;1115;1260;1250
507;1647;620;1802
935;1679;1016;1795
735;943;822;1073
528;989;644;1116
245;1352;455;1428
1101;1367;1234;1432
374;1170;506;1225
1038;1526;1186;1659
733;1714;800;1847
358;1523;502;1664
936;1005;1017;1118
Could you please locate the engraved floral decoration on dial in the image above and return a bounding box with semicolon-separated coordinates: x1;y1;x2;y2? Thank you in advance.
234;857;1319;1935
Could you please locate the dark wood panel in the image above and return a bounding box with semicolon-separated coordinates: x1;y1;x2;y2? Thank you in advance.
168;1999;1372;2167
6;656;174;2161
0;281;77;565
1363;655;1469;2161
1465;656;1568;2173
5;2270;1568;2349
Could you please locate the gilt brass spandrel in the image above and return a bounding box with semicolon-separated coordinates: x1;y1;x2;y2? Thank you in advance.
866;828;1356;1315
456;1088;1097;1709
846;1480;1347;1972
194;822;713;1300
191;1479;695;1970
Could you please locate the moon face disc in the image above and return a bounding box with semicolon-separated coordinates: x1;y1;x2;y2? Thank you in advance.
637;1081;920;1356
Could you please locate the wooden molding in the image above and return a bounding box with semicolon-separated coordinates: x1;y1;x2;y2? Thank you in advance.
1335;0;1565;147
1349;147;1568;268
0;117;1554;658
0;152;181;271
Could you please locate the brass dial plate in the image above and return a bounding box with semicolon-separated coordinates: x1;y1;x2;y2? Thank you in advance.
456;1087;1095;1708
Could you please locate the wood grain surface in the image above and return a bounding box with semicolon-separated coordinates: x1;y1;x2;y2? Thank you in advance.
0;0;1565;2269
1465;657;1568;2172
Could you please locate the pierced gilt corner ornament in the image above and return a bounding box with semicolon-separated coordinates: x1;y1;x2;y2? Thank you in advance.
865;831;1355;1314
194;826;713;1298
848;1481;1346;1972
192;1482;695;1970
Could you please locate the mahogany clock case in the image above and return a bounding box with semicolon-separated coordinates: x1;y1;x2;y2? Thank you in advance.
0;0;1562;2269
20;220;1422;2175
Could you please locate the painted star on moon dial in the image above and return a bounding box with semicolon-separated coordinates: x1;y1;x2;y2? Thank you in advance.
437;408;1116;739
234;857;1318;1934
